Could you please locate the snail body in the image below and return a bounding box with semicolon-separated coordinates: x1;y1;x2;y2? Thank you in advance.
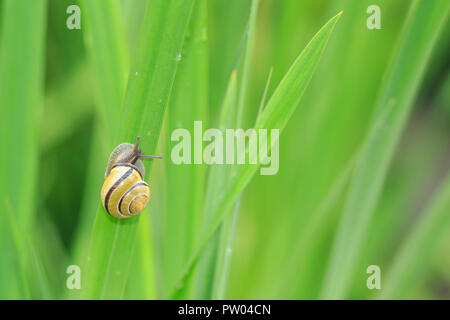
101;137;161;218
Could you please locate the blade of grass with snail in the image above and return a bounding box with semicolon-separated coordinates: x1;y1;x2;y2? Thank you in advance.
164;0;209;299
119;0;160;300
72;0;128;262
0;0;47;299
169;11;342;298
70;0;129;299
82;0;194;299
320;0;450;299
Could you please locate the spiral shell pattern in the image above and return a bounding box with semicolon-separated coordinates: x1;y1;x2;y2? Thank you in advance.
101;164;150;218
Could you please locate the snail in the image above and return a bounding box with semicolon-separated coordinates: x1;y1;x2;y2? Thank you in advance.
100;136;162;218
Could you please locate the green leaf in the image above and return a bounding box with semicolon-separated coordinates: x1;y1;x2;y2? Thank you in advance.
194;71;238;299
0;0;47;299
164;0;209;298
3;199;31;299
170;11;342;298
80;0;129;147
378;75;450;299
4;199;53;299
320;0;450;299
81;0;194;299
276;155;355;298
71;0;129;291
212;197;241;299
236;0;260;127
72;0;129;299
195;0;260;299
381;172;450;299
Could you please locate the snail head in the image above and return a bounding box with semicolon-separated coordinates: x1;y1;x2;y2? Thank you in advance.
130;136;163;164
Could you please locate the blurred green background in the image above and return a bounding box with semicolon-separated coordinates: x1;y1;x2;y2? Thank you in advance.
0;0;449;300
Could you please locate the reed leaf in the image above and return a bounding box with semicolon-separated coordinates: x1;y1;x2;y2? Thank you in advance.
320;0;450;299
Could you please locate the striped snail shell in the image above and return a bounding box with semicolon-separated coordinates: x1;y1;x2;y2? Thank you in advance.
101;136;162;218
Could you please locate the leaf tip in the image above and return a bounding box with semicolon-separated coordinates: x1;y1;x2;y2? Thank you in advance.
327;10;343;29
334;10;343;23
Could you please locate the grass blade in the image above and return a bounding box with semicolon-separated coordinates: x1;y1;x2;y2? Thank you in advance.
0;0;47;299
381;171;450;299
4;199;54;299
194;71;238;299
320;0;450;299
212;65;274;299
72;0;129;270
208;0;251;121
236;0;260;127
194;0;259;299
163;0;209;298
3;199;31;299
40;62;94;150
80;0;129;147
72;0;129;299
275;155;355;298
121;0;148;59
212;197;241;299
379;78;450;298
256;67;274;120
210;67;274;300
27;238;52;300
170;11;342;298
123;214;157;299
82;0;194;299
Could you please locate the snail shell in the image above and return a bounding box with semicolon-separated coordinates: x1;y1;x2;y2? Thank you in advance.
100;137;161;218
101;164;150;218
